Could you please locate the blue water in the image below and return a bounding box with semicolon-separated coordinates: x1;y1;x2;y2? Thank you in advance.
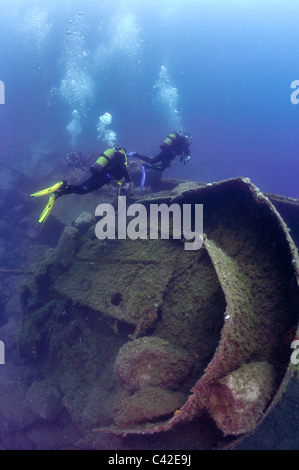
0;0;299;196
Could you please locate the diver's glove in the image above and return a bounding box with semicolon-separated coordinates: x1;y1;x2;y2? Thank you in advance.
181;155;191;165
121;182;130;192
127;151;137;158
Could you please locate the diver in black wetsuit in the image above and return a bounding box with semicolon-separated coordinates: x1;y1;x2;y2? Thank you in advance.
56;147;130;197
30;147;130;223
127;131;192;171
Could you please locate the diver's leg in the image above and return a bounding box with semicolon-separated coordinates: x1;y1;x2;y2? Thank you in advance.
134;152;166;171
149;152;164;164
144;152;172;171
133;153;154;164
136;151;164;164
55;173;107;197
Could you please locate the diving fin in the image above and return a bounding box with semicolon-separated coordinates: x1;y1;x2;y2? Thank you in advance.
38;193;55;223
30;181;65;198
140;165;146;190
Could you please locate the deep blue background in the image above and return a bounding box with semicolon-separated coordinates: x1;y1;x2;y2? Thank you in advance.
0;0;299;196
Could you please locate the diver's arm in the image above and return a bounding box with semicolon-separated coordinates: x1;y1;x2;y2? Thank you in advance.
124;168;131;183
122;163;131;183
183;143;191;157
182;144;191;163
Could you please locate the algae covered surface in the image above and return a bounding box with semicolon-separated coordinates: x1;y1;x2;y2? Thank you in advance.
17;178;299;449
18;223;224;440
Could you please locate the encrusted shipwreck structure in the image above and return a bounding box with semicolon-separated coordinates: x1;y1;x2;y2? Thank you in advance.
17;176;299;449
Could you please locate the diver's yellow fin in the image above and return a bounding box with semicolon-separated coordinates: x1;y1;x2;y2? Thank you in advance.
30;181;64;198
38;194;55;223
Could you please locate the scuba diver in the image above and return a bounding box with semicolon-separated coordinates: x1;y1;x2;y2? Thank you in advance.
127;131;192;190
128;131;192;170
30;147;130;223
